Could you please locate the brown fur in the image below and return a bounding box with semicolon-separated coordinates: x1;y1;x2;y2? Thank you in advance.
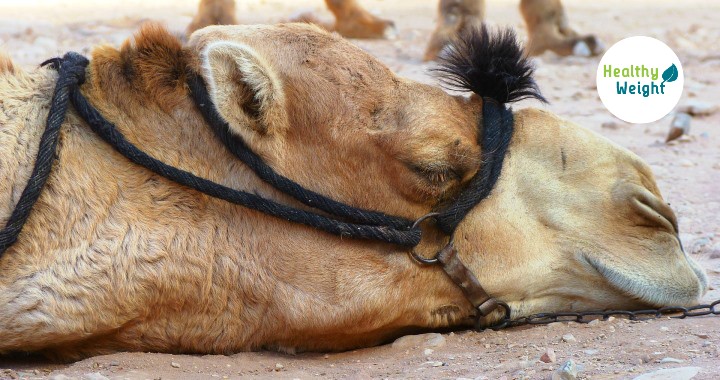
187;0;238;36
0;51;15;74
0;24;704;360
520;0;603;56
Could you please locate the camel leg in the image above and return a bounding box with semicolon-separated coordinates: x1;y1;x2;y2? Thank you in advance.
424;0;485;61
324;0;396;39
187;0;238;35
520;0;603;56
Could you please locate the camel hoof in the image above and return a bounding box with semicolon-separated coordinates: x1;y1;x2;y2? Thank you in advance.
572;40;591;57
383;23;398;40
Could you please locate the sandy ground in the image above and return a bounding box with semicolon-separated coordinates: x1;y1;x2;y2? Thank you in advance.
0;0;719;378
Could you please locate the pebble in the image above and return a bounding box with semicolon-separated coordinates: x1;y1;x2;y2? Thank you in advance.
171;362;180;368
424;348;434;356
552;360;578;380
659;357;684;364
677;101;718;116
562;334;577;343
392;333;446;349
691;237;711;254
82;373;109;380
601;121;620;130
659;326;670;332
678;159;695;167
708;243;720;259
587;319;600;326
666;112;691;142
540;348;557;363
632;367;701;380
50;375;72;380
426;361;445;367
275;363;284;370
583;349;599;355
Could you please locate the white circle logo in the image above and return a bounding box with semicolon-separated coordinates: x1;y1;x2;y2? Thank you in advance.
596;36;683;124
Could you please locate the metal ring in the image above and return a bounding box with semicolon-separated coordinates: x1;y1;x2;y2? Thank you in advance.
411;212;440;230
407;212;442;265
408;249;440;265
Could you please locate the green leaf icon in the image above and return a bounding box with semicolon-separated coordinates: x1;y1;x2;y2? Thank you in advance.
661;63;678;85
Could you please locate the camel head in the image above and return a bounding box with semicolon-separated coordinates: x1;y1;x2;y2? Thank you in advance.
186;23;706;323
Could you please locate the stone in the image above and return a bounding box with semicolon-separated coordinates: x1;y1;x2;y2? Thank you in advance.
82;373;109;380
583;349;599;355
50;375;72;380
666;112;691;142
392;333;446;349
562;334;577;343
632;367;701;380
424;348;434;356
677;101;718;117
552;360;578;380
601;121;620;130
691;237;711;254
659;326;670;332
678;159;695;167
275;363;284;370
659;357;684;363
171;362;181;368
540;348;557;363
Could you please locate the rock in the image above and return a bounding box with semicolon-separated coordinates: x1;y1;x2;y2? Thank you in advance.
678;159;695;167
275;363;284;370
392;333;446;349
632;367;701;380
691;237;711;254
678;101;718;117
424;348;434;356
82;373;109;380
171;362;180;368
562;334;577;343
426;361;445;367
552;360;578;380
660;357;684;363
601;121;620;130
540;348;557;363
660;326;670;332
666;113;691;142
50;375;72;380
587;319;601;326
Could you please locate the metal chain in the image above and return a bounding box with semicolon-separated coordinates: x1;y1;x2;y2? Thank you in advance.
487;299;720;330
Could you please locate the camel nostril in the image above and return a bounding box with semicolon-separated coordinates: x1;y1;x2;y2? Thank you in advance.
630;189;679;234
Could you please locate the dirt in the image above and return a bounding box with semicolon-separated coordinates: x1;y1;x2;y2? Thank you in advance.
0;0;719;379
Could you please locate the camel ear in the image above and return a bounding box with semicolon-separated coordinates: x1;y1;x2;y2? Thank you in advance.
200;41;288;138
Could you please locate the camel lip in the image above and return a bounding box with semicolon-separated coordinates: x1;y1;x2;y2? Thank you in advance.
578;249;705;308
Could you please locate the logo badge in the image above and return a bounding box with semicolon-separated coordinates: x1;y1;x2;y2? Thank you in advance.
596;36;683;124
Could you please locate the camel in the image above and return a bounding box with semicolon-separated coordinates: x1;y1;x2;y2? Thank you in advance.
188;0;604;60
0;23;706;361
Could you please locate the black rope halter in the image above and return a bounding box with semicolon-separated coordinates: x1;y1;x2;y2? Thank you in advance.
0;52;514;256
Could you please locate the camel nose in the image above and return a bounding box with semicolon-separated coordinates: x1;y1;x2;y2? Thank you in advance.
675;235;710;295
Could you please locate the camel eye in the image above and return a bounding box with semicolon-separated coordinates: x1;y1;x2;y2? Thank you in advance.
409;164;459;185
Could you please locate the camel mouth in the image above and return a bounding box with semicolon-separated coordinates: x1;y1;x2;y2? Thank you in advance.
581;249;707;308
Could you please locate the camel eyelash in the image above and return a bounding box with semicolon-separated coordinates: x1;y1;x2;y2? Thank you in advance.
408;164;459;185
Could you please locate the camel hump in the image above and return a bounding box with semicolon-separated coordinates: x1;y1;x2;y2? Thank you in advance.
432;25;546;104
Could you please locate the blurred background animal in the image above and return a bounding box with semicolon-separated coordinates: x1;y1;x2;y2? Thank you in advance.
188;0;603;60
